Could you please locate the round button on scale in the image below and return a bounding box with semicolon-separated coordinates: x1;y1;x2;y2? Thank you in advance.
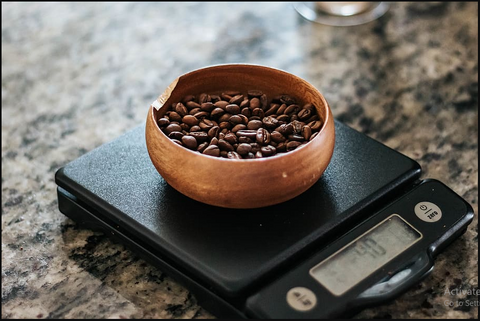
286;287;317;312
415;201;442;222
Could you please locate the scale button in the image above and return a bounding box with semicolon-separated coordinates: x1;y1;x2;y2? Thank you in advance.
286;287;317;312
415;201;442;222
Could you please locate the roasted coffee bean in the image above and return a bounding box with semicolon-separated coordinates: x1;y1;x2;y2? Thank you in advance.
252;108;265;119
240;99;250;109
277;114;290;122
305;114;319;123
182;115;199;126
224;90;241;96
190;131;209;142
279;94;296;105
189;107;201;116
276;142;287;152
218;139;234;151
168;131;184;140
284;104;300;115
183;95;196;103
286;141;302;151
190;125;201;132
238;114;249;124
224;132;238;145
271;131;286;143
180;123;190;132
231;124;247;133
220;128;229;134
211;95;221;103
288;134;305;142
227;151;242;159
197;142;208;153
250;143;261;153
236;130;257;140
209;137;219;146
245;152;256;159
238;137;253;144
201;102;215;112
221;93;233;101
303;103;315;111
309;132;319;141
220;150;228;158
175;103;188;117
193;111;210;119
226;104;240;115
168;111;182;122
203;145;220;157
218;113;232;123
265;104;280;116
298;108;312;120
302;125;312;140
262;116;279;129
276;103;287;115
255;151;263;158
261;145;276;157
237;143;252;155
182;135;197;150
241;108;252;118
158;117;170;127
165;123;182;135
247;120;263;130
290;114;298;121
172;139;183;146
260;94;268;110
308;120;323;131
199;119;215;130
248;90;263;98
249;98;261;110
214;100;230;110
229;95;244;105
219;121;232;130
208;126;220;139
211;107;225;118
229;115;243;125
198;93;211;104
256;128;271;144
186;101;201;110
291;120;304;134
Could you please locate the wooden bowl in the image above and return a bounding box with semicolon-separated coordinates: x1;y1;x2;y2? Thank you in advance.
146;64;335;208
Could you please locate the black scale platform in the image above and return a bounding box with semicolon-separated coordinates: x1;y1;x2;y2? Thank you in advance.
56;121;426;317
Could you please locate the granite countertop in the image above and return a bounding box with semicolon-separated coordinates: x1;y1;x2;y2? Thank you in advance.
2;2;478;319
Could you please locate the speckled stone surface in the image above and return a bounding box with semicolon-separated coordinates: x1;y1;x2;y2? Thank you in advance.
2;2;478;319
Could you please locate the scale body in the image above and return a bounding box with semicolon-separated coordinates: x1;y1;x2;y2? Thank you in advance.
55;121;474;319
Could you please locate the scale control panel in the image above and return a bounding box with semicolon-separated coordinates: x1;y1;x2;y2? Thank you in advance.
245;179;474;319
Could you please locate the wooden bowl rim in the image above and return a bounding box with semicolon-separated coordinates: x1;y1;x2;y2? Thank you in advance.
148;63;333;164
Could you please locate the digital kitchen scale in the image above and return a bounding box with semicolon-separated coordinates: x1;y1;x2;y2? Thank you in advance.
55;121;474;319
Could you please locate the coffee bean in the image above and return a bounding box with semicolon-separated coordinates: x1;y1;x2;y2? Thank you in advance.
182;135;197;150
214;100;229;110
238;137;253;144
255;151;263;158
247;120;263;130
182;115;199;126
190;125;201;132
231;124;247;133
302;125;312;140
227;151;242;159
276;142;287;152
271;131;286;143
303;103;315;111
298;108;312;120
237;143;252;155
190;131;209;142
193;111;210;119
279;94;296;105
189;107;201;116
220;150;228;158
256;128;271;144
199;119;215;130
277;114;290;122
211;95;221;103
284;104;300;115
197;142;208;153
219;121;232;130
241;108;252;118
265;104;280;116
229;95;244;105
172;139;183;146
218;113;232;123
158;117;170;127
175;103;188;117
252;108;265;119
245;152;256;159
238;114;249;124
250;143;261;153
249;98;261;110
165;123;182;134
224;90;241;96
308;120;323;131
168;111;182;122
305;114;319;123
236;129;257;140
262;116;279;129
225;104;240;115
261;145;276;156
291;120;304;134
186;101;201;110
286;141;302;151
218;139;234;151
198;93;211;104
168;131;184;140
209;137;219;146
208;126;220;139
229;115;243;125
288;134;305;142
224;132;238;145
240;99;250;109
180;123;190;131
248;90;263;98
211;107;225;118
201;102;215;112
221;93;232;101
203;145;220;157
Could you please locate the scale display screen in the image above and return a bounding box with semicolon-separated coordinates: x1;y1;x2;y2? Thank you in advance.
310;214;422;296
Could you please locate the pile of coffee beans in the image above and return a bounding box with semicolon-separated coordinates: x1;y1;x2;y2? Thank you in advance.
157;90;323;159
